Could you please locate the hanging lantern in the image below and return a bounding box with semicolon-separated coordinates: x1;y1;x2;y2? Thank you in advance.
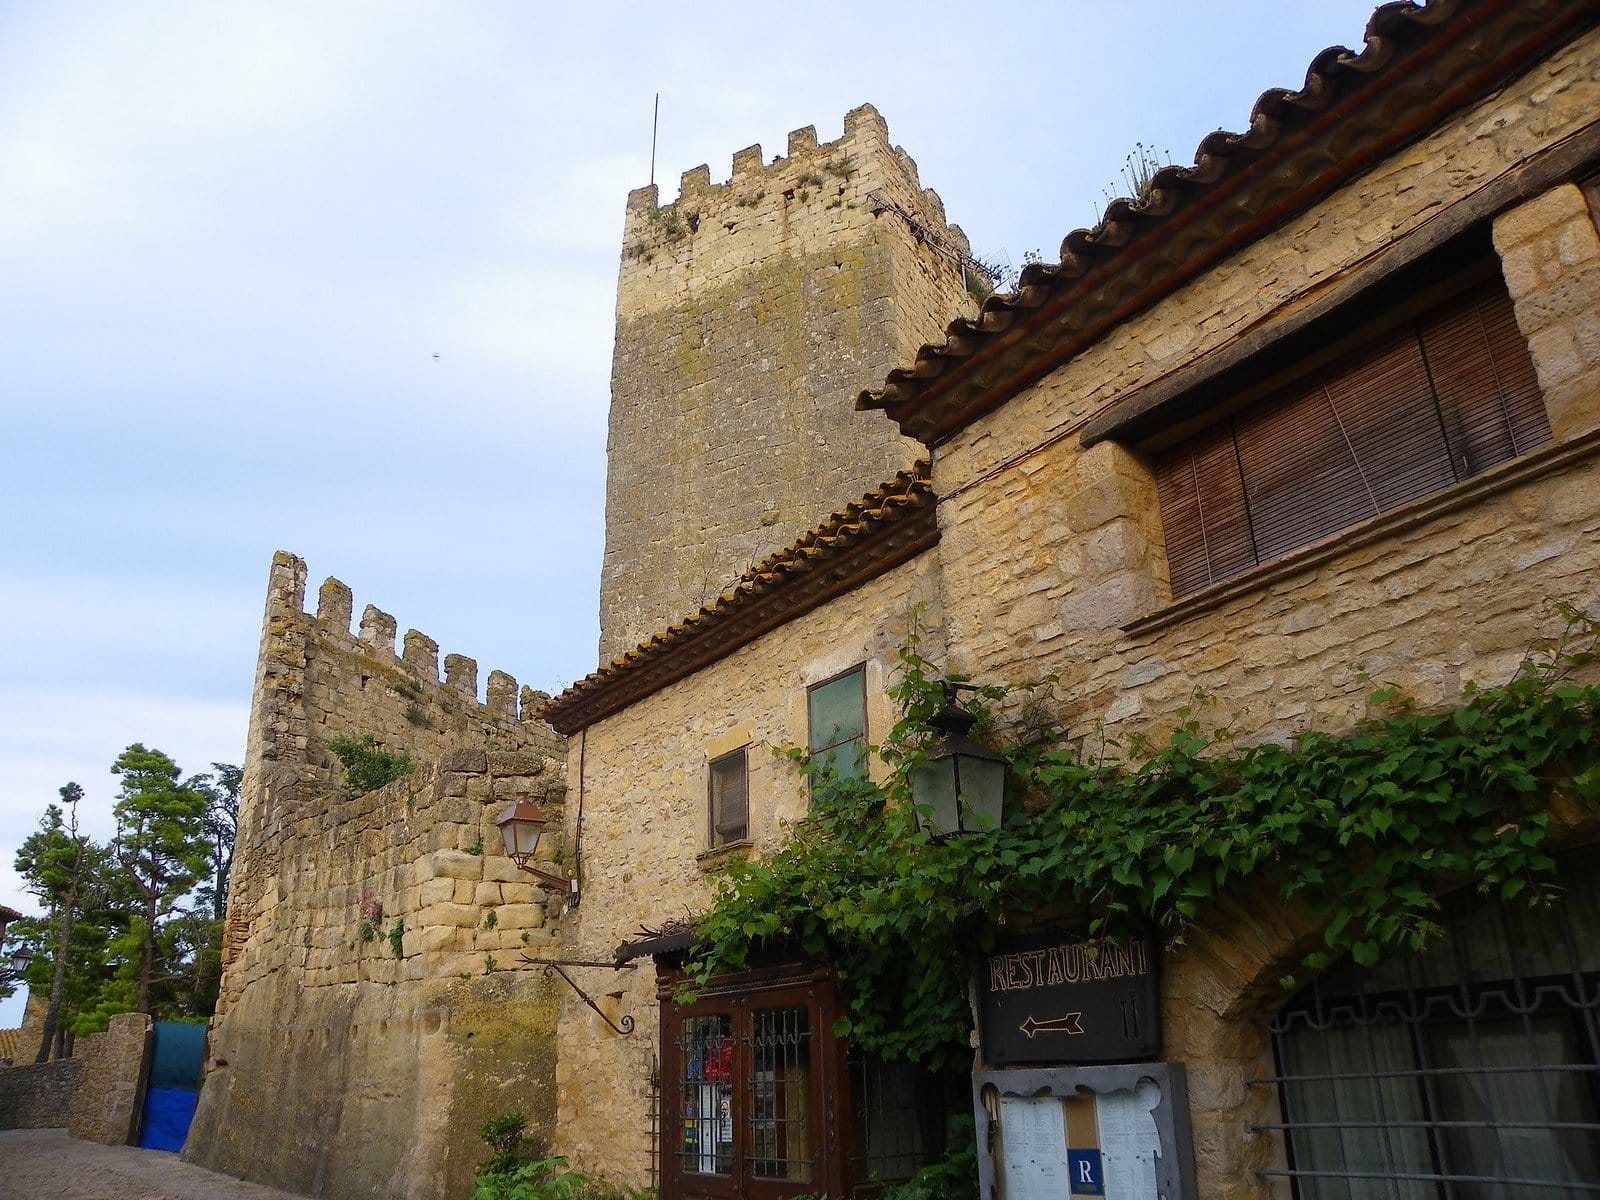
908;686;1008;836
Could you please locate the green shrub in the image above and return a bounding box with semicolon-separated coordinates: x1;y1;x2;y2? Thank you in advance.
327;734;413;794
469;1115;648;1200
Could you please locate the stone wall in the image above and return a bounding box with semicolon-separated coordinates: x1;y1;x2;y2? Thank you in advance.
554;553;943;1184
189;552;569;1200
930;25;1600;734
599;104;973;663
0;1012;152;1142
917;32;1600;1199
187;747;569;1200
0;1060;81;1130
67;1012;151;1146
220;551;562;1018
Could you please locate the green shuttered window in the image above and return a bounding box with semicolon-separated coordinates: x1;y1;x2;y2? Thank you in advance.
808;666;867;784
1154;274;1549;600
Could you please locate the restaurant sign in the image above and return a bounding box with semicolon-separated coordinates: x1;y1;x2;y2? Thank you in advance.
979;929;1160;1066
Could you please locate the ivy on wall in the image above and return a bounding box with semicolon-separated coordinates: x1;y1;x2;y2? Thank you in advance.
691;607;1600;1069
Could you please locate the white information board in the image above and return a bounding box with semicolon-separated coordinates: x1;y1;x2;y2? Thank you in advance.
997;1096;1068;1200
978;1066;1192;1200
1096;1079;1163;1196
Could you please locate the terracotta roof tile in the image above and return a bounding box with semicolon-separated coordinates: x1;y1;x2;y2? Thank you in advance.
540;464;937;733
859;0;1600;444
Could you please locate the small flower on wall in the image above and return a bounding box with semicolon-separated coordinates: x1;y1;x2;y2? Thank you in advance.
357;891;383;943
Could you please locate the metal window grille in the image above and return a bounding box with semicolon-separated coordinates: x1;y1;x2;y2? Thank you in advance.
748;1006;815;1182
847;1054;955;1185
648;1052;660;1194
678;1015;735;1177
1255;848;1600;1198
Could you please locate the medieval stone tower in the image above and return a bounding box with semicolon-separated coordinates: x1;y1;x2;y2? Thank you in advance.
598;103;975;662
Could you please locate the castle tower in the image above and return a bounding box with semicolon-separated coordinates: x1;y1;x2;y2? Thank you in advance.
599;103;975;662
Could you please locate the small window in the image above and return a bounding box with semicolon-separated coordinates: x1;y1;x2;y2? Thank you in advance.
708;749;748;847
807;666;867;782
1153;260;1549;599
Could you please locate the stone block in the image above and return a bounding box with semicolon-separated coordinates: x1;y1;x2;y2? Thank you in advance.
1057;572;1159;632
441;748;488;774
1492;182;1586;251
488;751;545;777
492;776;545;798
420;850;482;881
418;903;481;929
493;903;547;931
419;878;455;906
474;882;502;906
1083;519;1149;577
482;858;526;884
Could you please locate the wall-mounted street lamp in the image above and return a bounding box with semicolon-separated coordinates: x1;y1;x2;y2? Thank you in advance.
495;796;578;897
0;943;34;987
908;682;1008;837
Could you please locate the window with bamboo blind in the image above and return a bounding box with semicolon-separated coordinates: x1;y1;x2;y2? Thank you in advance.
1153;268;1549;599
709;748;749;847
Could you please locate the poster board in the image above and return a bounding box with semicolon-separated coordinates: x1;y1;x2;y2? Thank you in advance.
973;1065;1195;1200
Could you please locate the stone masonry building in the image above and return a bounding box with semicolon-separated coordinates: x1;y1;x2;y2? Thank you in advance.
195;3;1600;1199
543;3;1600;1198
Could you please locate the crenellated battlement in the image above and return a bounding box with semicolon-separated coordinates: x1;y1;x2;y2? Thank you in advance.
266;550;548;723
205;550;570;1198
617;103;970;296
229;552;565;1018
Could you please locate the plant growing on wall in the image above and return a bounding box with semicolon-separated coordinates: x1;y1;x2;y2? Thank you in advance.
692;607;1600;1069
356;891;383;942
328;734;413;794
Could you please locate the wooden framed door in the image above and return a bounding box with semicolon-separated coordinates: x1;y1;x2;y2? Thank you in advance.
660;965;848;1200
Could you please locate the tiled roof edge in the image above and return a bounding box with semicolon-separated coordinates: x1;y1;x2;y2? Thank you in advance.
858;0;1600;444
540;464;937;734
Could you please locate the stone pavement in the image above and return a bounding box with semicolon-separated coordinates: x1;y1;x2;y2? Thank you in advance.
0;1129;311;1200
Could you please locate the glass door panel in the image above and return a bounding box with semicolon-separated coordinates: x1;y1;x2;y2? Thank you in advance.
679;1015;735;1179
750;1005;815;1184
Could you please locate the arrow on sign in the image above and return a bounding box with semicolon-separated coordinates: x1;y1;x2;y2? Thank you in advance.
1020;1012;1084;1038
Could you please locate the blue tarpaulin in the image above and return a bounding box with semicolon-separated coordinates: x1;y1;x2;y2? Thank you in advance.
138;1086;199;1151
138;1021;206;1152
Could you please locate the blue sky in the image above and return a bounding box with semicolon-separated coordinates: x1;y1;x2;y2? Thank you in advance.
0;0;1387;1017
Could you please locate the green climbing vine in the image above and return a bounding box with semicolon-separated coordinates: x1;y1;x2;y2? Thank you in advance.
691;606;1600;1070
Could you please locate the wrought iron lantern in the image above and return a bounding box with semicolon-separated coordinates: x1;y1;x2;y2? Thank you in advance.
495;796;577;897
908;683;1008;836
7;945;31;975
